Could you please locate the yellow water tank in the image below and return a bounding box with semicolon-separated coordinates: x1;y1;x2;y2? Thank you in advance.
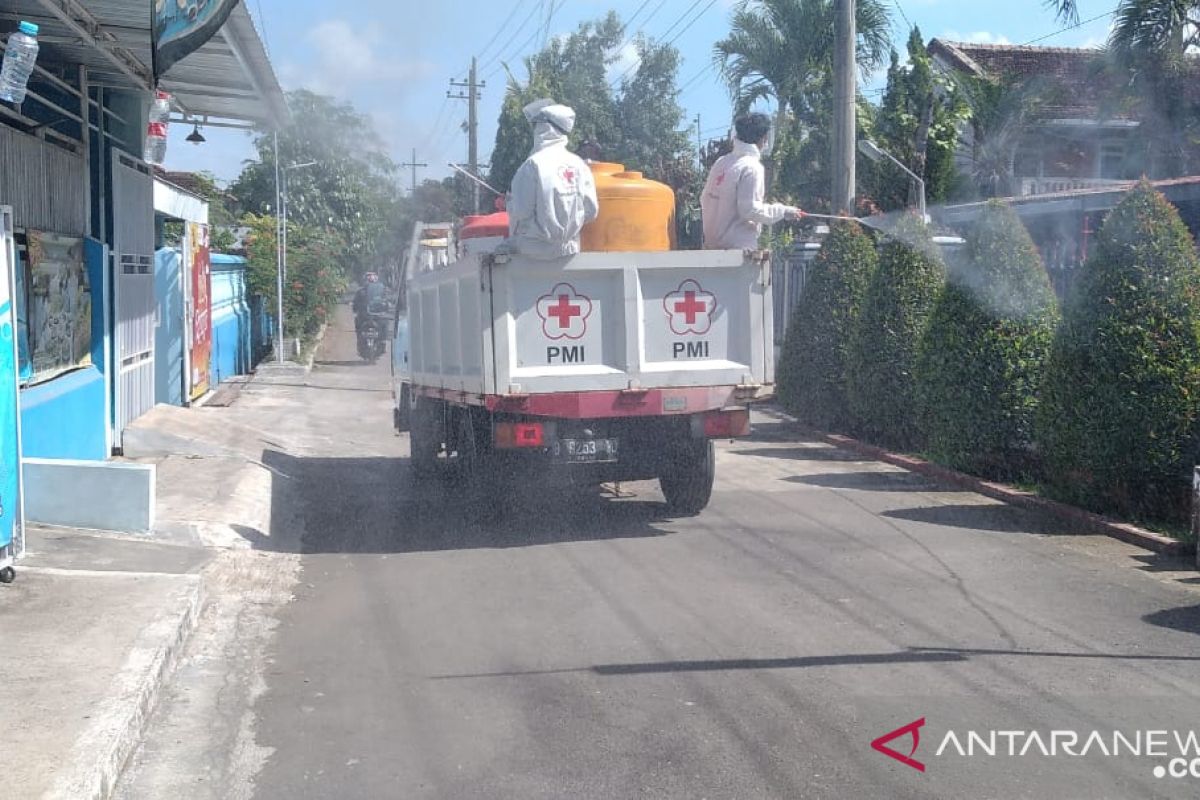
581;162;675;252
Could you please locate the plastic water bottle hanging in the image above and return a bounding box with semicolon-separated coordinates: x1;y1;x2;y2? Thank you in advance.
0;22;40;104
144;90;171;166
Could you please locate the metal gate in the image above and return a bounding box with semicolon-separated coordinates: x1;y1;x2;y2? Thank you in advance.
112;151;156;442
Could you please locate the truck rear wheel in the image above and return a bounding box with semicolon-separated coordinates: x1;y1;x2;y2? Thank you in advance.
659;440;715;515
409;397;441;479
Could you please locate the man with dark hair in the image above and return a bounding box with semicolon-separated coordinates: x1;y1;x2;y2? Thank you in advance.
700;112;801;249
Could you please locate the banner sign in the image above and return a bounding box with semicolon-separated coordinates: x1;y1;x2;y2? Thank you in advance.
188;222;212;400
23;230;91;385
153;0;242;80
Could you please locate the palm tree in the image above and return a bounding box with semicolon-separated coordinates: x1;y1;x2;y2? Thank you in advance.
1051;1;1200;54
714;0;891;117
712;0;891;206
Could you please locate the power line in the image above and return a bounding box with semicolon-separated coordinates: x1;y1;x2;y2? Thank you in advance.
477;0;530;63
679;62;716;94
610;0;717;89
892;0;912;30
1021;10;1113;46
483;0;564;80
479;0;545;73
664;0;719;46
658;0;710;44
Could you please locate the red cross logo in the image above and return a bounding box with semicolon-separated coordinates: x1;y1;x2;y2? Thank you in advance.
547;294;581;329
663;279;716;336
536;282;592;340
558;165;579;190
715;171;726;186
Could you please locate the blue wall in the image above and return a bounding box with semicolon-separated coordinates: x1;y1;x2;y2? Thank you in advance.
18;237;110;461
211;254;252;385
155;247;185;406
20;367;107;460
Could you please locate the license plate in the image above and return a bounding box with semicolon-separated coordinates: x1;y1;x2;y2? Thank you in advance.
554;438;618;463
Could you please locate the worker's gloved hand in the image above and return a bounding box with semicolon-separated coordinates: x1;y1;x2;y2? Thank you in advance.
785;206;805;220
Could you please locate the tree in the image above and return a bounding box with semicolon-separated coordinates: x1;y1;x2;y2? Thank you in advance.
868;28;967;210
712;0;892;208
487;13;698;232
488;14;623;192
242;213;347;341
1038;182;1200;519
846;216;945;449
952;73;1050;200
915;202;1059;478
778;222;877;431
231;90;402;279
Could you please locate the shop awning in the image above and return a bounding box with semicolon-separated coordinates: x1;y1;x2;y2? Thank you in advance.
4;0;286;128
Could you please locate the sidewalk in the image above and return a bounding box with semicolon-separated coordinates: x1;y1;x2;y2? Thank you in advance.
0;526;209;800
0;360;310;800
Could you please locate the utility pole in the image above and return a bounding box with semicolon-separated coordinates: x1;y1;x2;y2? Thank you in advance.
694;113;702;168
400;148;427;194
273;131;284;364
448;58;485;213
832;0;856;213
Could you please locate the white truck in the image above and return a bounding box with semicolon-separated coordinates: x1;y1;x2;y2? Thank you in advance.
391;221;774;514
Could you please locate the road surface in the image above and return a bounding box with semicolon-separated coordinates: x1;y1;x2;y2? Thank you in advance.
117;307;1200;799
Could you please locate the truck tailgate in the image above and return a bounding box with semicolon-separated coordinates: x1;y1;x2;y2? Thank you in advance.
490;250;773;396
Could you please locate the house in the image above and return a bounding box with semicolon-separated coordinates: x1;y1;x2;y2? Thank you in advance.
0;0;284;542
930;40;1200;298
928;39;1175;198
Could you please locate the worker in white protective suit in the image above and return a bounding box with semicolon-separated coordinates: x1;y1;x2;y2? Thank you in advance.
506;99;599;258
701;113;802;250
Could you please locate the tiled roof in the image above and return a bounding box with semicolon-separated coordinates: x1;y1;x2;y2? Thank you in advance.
929;39;1112;118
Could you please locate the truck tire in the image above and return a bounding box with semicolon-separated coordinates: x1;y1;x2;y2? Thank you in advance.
660;439;715;515
409;397;441;480
393;385;411;432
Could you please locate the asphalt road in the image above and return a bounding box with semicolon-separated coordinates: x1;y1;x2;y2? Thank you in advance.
121;308;1200;800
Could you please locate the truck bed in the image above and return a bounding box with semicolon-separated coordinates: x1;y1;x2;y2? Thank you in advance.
400;248;774;417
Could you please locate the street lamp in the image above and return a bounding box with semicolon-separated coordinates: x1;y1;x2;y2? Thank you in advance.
271;149;319;363
858;138;926;222
281;159;319;286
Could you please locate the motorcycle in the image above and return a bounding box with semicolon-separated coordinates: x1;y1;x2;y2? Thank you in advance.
356;306;389;363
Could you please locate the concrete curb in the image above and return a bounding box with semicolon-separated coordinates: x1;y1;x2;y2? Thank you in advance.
760;409;1194;559
46;574;206;800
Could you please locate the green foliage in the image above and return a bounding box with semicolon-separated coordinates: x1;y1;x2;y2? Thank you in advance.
487;14;697;224
867;28;967;210
778;223;878;431
1037;182;1200;518
230;90;402;278
847;217;945;449
915;202;1059;478
713;0;892;209
242;213;347;342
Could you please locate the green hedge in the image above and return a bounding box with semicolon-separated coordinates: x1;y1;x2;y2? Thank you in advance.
778;222;877;431
1038;182;1200;518
847;216;945;450
915;201;1059;478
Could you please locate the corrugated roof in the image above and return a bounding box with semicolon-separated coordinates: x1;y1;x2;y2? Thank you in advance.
4;0;286;127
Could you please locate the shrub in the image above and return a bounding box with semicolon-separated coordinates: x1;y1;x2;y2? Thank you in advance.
1038;182;1200;518
778;222;877;431
915;201;1059;478
847;216;945;449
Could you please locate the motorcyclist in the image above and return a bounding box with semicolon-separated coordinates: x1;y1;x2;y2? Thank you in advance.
353;272;387;334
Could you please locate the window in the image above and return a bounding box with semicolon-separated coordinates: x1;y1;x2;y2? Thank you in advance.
1100;141;1127;180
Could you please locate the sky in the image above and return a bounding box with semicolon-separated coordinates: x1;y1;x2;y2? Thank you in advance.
164;0;1119;187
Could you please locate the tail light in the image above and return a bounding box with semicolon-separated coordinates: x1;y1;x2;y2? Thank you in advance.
702;409;750;438
494;421;545;448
